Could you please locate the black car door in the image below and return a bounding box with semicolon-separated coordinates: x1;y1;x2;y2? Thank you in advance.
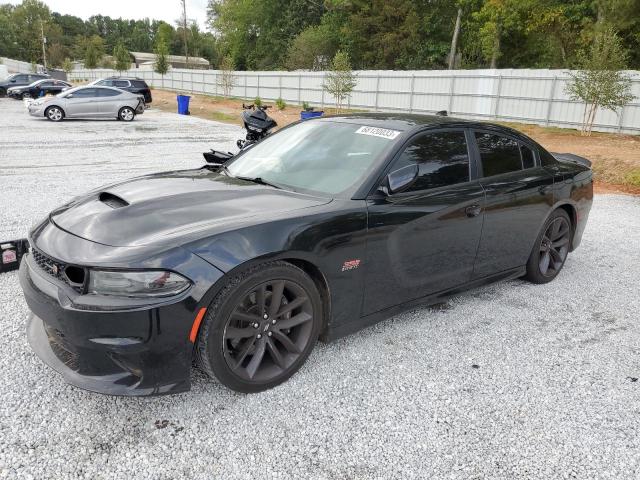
363;129;485;315
470;130;554;278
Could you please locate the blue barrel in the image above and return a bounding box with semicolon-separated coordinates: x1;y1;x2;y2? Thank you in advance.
177;95;191;115
300;110;324;120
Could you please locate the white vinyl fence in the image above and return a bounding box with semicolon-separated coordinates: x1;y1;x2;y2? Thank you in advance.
0;57;44;74
5;55;638;135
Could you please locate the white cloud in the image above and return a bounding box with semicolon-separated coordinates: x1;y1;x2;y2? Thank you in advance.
3;0;209;30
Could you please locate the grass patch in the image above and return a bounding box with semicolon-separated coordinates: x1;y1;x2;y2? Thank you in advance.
210;111;236;123
625;169;640;187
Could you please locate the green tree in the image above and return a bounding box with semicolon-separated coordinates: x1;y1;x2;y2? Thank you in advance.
47;42;66;68
322;50;357;112
286;24;337;70
12;0;52;63
82;35;104;69
0;5;20;59
566;27;635;135
154;38;170;87
217;55;236;97
62;57;73;74
113;42;130;73
84;44;99;69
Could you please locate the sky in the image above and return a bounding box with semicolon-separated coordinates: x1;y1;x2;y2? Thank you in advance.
3;0;210;30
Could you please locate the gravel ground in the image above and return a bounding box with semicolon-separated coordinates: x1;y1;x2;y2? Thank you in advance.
1;98;639;479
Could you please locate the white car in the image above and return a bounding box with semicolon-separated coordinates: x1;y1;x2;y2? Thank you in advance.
28;85;145;122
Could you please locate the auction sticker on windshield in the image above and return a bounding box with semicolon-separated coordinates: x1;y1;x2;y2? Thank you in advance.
355;126;401;140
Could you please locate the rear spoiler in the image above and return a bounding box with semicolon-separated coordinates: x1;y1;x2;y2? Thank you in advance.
551;152;592;168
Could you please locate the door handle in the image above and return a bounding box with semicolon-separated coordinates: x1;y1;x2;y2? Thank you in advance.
465;205;482;217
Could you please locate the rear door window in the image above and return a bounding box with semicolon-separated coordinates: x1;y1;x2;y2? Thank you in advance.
98;88;121;97
391;130;471;192
475;132;522;177
72;88;98;98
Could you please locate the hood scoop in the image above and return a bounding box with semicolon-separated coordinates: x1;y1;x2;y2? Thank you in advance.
99;192;129;209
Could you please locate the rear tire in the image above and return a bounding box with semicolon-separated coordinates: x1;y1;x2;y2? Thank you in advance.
118;107;135;122
45;106;64;122
525;209;572;284
196;261;322;393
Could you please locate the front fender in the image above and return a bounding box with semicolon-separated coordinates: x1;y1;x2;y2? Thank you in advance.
183;203;368;332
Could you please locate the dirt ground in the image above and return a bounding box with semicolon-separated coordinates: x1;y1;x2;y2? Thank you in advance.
151;89;640;195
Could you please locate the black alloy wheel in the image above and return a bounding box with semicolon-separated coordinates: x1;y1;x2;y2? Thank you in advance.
196;261;321;393
525;209;572;284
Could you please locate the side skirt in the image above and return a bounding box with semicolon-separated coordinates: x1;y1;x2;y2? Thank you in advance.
323;266;526;342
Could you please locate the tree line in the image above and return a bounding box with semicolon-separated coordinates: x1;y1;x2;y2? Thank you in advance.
0;0;218;69
209;0;640;71
1;0;639;73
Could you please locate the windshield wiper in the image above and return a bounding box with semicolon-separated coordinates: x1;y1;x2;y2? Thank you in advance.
235;176;282;189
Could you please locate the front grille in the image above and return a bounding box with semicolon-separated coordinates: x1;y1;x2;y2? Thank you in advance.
31;248;84;292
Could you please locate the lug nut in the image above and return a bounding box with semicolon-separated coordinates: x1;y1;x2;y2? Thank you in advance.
253;323;259;328
263;314;268;319
271;319;276;325
267;332;272;337
257;334;262;339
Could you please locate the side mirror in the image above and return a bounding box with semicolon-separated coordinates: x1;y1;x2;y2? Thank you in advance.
10;79;16;83
65;93;73;98
383;164;419;195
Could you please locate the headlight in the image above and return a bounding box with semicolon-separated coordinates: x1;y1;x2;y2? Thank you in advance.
87;270;190;297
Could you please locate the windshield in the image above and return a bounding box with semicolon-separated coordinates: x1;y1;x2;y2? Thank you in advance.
226;121;398;195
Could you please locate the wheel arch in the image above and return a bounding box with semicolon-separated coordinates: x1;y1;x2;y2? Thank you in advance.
44;103;65;118
552;201;578;251
193;252;334;347
281;257;332;341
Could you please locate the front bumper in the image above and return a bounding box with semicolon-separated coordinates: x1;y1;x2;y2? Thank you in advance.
20;255;196;395
19;219;226;396
28;102;45;117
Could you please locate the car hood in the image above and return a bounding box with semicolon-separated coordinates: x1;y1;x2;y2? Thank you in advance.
50;169;332;247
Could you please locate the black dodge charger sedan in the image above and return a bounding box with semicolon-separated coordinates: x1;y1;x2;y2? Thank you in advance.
19;114;593;395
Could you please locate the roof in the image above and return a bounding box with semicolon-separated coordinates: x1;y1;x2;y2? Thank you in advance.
318;112;466;131
316;112;533;140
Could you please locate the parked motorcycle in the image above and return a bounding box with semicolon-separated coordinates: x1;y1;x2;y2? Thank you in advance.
203;103;278;164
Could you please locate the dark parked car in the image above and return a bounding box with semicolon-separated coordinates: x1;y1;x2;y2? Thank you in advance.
0;73;50;97
7;79;72;99
91;77;152;103
19;114;593;396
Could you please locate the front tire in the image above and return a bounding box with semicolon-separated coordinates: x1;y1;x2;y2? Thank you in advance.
525;209;572;284
0;88;6;98
45;106;64;122
196;261;322;393
118;107;135;122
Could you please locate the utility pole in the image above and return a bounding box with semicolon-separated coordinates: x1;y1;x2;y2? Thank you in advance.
448;7;462;70
41;20;47;71
180;0;189;67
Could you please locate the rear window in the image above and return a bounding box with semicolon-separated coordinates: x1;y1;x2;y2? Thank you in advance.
131;80;148;88
475;132;522;177
113;80;130;88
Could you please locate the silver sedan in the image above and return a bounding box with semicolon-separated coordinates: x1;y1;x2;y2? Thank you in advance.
28;86;145;122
